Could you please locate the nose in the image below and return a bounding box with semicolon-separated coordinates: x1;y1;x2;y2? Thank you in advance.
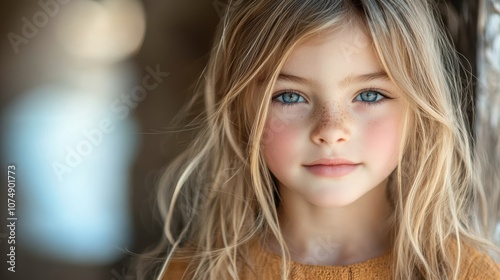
310;104;351;145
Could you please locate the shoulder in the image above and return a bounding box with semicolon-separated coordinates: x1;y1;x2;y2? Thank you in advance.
161;247;196;280
159;241;263;280
458;243;500;280
162;258;191;280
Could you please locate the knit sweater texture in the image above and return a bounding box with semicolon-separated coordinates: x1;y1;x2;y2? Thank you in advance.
163;240;500;279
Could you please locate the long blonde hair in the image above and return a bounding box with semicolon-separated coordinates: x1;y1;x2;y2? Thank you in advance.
137;0;499;279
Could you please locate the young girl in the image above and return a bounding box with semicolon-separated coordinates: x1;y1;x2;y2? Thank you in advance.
138;0;500;279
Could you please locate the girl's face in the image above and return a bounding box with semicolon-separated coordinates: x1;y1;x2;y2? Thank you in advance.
261;24;407;207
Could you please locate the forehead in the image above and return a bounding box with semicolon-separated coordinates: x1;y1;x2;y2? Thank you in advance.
279;23;384;79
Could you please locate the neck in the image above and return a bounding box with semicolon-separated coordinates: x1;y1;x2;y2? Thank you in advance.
265;179;393;266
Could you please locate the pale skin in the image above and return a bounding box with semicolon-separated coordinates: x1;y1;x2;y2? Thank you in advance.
261;23;407;266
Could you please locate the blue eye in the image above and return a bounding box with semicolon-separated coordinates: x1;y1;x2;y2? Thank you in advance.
355;90;386;103
273;91;306;105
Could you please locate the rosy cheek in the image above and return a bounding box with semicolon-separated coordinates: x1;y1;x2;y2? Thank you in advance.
262;113;303;172
365;114;402;165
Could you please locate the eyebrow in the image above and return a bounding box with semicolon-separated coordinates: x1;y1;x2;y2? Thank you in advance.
277;71;390;87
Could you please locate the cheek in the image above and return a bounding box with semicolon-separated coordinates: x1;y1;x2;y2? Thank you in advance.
364;113;404;164
261;113;303;172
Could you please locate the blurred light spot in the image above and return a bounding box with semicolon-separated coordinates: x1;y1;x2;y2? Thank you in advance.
57;0;146;62
2;84;139;264
484;13;500;72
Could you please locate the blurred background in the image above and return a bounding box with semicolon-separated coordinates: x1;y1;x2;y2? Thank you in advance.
0;0;498;279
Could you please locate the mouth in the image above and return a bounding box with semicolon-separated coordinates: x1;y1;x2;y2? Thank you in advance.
303;158;359;177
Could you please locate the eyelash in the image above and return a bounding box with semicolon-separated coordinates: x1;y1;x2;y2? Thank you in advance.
354;88;389;107
272;88;391;107
272;90;305;107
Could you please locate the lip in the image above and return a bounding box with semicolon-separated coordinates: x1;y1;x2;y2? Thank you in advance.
303;158;359;177
304;158;358;166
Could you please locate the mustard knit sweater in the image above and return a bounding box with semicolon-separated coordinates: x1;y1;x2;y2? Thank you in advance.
163;241;500;279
